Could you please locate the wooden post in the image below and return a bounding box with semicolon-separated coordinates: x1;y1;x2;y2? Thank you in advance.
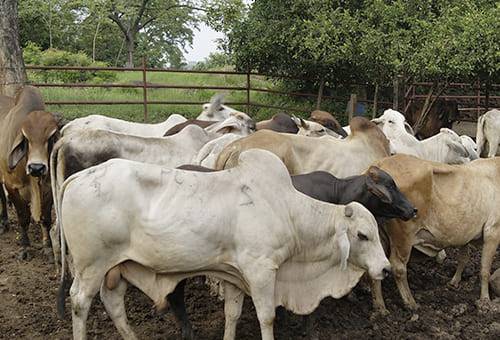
246;71;251;114
392;76;400;110
485;78;490;112
372;84;379;118
348;93;357;122
142;57;148;122
316;78;325;110
476;79;480;118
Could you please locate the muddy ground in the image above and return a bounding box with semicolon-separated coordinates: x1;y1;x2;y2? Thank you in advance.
1;209;500;340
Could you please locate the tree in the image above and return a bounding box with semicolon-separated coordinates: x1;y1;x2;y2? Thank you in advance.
106;0;201;67
0;0;27;96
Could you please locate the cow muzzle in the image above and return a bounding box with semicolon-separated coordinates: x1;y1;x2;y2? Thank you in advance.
27;163;47;177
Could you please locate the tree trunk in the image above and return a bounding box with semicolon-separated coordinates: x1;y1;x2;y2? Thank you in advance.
0;0;27;96
125;35;135;68
92;19;101;62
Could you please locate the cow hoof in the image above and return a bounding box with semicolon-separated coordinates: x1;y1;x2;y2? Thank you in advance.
43;247;55;264
447;280;460;290
17;248;32;261
476;299;499;314
370;308;390;320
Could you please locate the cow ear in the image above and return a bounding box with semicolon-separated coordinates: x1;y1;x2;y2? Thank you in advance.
8;132;28;170
291;115;301;128
404;122;415;135
336;223;350;270
366;176;392;204
447;140;468;158
299;118;309;129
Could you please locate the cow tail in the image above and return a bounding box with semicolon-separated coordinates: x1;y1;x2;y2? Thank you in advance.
53;141;70;319
476;114;486;156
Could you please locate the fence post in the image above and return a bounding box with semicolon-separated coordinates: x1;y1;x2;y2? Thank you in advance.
348;93;357;121
316;78;325;110
372;84;379;118
393;76;400;110
246;71;251;114
476;79;481;118
142;57;148;122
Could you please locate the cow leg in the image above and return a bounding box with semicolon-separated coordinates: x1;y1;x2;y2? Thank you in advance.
0;185;7;234
370;279;389;316
487;136;499;158
248;272;276;340
50;223;61;272
223;282;244;340
100;278;137;340
166;279;194;340
6;187;31;259
70;272;103;340
477;230;500;312
40;193;54;263
391;248;418;310
448;245;470;289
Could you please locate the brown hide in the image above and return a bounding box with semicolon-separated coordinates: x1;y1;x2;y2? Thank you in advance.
405;99;459;139
309;110;347;137
256;112;299;134
0;86;59;253
163;119;216;136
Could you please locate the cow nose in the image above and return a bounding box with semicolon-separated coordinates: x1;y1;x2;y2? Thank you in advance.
413;208;418;217
249;121;256;131
28;163;46;177
382;267;391;278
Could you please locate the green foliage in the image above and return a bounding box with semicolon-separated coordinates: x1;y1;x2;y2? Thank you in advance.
24;45;116;83
228;0;500;86
193;52;233;70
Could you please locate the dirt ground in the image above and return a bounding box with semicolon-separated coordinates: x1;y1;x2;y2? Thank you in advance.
1;207;500;340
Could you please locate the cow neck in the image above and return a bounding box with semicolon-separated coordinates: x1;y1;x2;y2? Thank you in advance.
329;175;366;205
289;193;338;249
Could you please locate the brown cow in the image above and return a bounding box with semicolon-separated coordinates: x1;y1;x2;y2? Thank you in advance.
163;119;216;136
405;99;459;139
256;112;299;134
0;86;59;260
371;154;500;314
309;110;348;137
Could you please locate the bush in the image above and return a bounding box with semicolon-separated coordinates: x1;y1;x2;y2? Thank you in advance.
23;44;117;83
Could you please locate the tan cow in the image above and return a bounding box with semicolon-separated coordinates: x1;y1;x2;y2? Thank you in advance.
309;110;348;137
0;86;59;260
372;154;500;313
215;117;390;178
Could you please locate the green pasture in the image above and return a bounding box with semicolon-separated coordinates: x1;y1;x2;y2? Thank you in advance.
27;70;352;124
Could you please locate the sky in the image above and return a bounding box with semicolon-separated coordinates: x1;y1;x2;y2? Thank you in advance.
184;22;223;62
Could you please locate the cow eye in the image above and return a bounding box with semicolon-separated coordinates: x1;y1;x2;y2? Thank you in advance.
357;232;369;241
388;120;394;124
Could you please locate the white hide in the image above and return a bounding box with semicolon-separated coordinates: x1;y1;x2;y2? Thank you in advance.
197;94;242;121
61;113;187;137
58;150;389;340
291;116;335;138
476;109;500;157
195;133;243;168
373;109;471;164
205;111;256;136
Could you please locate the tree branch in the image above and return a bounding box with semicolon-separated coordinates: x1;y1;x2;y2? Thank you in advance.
133;0;151;32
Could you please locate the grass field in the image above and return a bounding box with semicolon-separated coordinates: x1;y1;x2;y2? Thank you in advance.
27;69;351;123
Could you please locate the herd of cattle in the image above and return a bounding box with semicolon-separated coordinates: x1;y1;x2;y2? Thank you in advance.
1;85;500;340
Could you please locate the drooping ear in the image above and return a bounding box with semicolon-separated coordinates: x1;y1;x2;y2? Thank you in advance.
404;122;415;135
291;115;301;128
366;176;392;204
371;117;383;125
447;140;468;158
8;132;28;170
213;118;239;134
299;118;309;129
335;223;350;270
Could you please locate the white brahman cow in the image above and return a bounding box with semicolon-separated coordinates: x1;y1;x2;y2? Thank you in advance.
49;125;214;267
476;109;500;157
373;109;476;163
56;149;390;340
